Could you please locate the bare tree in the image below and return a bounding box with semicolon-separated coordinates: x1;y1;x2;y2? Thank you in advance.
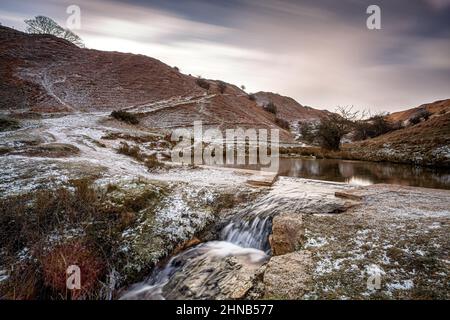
317;106;359;150
24;16;84;47
60;29;84;47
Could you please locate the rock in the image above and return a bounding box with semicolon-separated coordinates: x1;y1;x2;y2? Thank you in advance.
335;191;363;201
172;237;202;256
270;212;305;256
263;250;312;299
246;174;278;187
159;150;171;159
159;242;268;300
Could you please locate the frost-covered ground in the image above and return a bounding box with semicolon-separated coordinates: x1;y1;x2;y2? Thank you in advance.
0;112;266;197
1;113;449;300
300;183;450;299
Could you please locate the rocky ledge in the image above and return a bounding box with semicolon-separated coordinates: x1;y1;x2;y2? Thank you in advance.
260;183;450;299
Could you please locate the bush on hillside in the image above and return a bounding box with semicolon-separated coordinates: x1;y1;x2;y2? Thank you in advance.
217;81;227;94
264;102;277;114
275;117;290;130
196;78;210;90
111;110;139;125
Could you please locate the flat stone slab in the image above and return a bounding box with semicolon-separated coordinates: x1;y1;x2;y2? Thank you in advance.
263;250;313;299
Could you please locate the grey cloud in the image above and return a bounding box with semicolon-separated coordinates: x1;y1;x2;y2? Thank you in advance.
0;0;448;112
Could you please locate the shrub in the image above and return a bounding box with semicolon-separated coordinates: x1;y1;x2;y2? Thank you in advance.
0;180;111;299
217;81;227;94
353;114;395;141
0;179;166;299
264;102;277;114
409;115;421;125
275;117;290;130
248;94;256;101
110;110;139;125
117;142;143;161
41;241;104;299
409;109;431;125
300;122;316;144
196;78;210;90
421;109;431;121
117;142;164;171
106;183;119;193
144;154;164;171
0;117;20;132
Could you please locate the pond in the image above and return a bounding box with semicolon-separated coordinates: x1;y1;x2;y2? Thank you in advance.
276;158;450;190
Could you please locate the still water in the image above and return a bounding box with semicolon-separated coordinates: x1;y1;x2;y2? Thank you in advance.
276;158;450;190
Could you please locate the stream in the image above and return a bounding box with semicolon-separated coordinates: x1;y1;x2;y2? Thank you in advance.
119;221;271;300
119;178;344;300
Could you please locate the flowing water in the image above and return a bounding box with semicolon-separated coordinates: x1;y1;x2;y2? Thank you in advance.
119;178;343;300
119;158;450;299
119;219;272;300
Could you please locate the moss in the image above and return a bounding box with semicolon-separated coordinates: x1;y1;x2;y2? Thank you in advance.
211;193;236;213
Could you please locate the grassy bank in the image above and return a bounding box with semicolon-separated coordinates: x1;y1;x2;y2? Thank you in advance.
282;113;450;168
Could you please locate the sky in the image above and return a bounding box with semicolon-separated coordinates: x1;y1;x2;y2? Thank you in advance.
1;0;449;112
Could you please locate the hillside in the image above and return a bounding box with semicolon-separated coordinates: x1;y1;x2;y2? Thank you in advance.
387;99;450;123
0;26;203;112
0;26;293;140
342;110;450;166
254;91;330;124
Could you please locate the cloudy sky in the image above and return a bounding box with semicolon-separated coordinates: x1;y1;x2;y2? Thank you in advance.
1;0;449;112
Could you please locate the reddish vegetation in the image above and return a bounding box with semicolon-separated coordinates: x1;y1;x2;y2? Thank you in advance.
0;26;202;112
254;92;330;123
1;25;448;150
41;241;104;300
0;26;296;141
386;99;450;123
140;92;293;140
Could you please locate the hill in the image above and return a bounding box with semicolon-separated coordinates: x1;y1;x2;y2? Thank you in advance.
387;99;450;124
0;26;296;140
253;91;329;124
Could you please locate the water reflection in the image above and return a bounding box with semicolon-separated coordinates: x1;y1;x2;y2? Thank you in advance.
277;158;450;190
